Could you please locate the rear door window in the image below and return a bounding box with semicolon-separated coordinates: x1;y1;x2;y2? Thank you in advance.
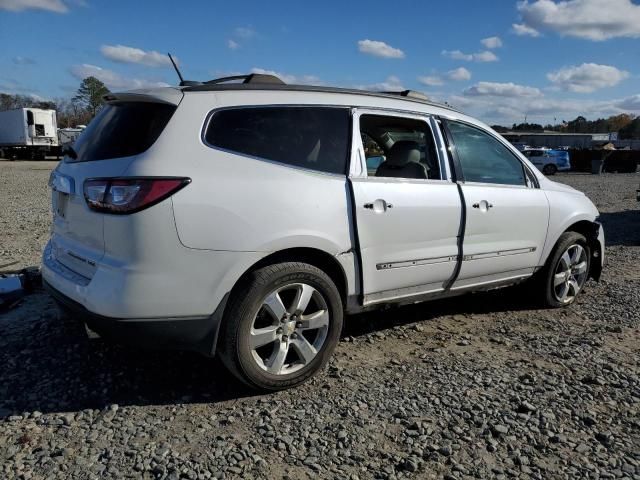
204;107;350;175
69;102;176;163
359;113;441;180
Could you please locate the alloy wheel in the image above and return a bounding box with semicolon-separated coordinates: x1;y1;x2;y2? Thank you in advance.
249;283;330;375
553;244;588;304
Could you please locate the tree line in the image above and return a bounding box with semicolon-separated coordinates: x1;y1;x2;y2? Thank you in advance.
0;77;109;128
491;113;640;139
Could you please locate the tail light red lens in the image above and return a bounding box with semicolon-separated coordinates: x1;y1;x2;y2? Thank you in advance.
83;177;191;214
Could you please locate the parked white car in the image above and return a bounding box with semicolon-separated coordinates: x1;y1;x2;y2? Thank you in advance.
43;75;605;390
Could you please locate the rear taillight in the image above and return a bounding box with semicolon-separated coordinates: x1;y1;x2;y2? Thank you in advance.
83;177;191;214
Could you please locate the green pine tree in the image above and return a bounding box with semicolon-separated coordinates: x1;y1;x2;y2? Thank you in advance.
73;76;110;118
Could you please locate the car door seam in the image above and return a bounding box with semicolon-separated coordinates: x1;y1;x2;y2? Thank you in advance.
437;117;465;291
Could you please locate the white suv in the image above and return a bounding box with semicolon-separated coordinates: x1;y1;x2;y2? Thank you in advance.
43;74;604;390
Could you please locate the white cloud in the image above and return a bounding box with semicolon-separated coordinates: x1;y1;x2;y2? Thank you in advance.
418;75;444;87
447;67;472;81
234;26;256;39
0;0;67;12
100;45;173;67
547;63;629;93
447;93;584;124
512;23;541;37
517;0;640;41
226;26;257;50
616;94;640;111
442;50;472;61
357;40;405;59
418;67;471;87
441;49;498;62
357;75;405;91
13;56;36;65
464;81;542;97
0;77;40;95
445;89;640;125
473;51;499;62
481;36;503;49
250;68;321;85
70;64;170;90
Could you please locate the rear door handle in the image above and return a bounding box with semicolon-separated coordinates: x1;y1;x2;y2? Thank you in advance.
472;201;493;209
364;199;393;211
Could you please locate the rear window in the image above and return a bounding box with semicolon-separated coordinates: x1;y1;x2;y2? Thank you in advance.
68;102;176;162
204;107;350;175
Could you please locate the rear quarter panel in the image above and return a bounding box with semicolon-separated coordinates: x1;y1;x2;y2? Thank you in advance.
125;93;354;255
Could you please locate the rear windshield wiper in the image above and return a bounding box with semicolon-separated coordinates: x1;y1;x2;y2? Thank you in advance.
62;146;78;159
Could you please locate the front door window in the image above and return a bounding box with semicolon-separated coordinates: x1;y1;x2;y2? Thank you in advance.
447;121;526;186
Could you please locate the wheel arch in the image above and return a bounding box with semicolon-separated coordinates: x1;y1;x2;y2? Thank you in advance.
232;247;350;305
543;219;603;281
209;247;352;355
563;220;603;280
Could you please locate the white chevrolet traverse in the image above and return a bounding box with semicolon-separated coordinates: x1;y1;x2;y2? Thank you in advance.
43;74;604;390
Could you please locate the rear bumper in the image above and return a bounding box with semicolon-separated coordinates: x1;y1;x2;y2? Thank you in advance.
44;279;226;356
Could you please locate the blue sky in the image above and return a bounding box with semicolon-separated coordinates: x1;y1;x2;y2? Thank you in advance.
1;0;639;125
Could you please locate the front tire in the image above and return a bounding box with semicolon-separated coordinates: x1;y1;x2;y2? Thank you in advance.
538;232;590;308
218;262;343;391
543;164;557;175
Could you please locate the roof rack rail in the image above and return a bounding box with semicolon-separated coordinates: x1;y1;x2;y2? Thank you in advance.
204;74;286;85
382;90;429;101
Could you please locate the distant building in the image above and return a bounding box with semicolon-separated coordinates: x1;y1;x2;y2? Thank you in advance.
500;131;616;149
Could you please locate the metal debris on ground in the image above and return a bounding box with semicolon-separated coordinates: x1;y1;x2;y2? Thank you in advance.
0;266;41;312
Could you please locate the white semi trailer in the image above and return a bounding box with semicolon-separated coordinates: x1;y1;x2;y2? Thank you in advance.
0;108;59;160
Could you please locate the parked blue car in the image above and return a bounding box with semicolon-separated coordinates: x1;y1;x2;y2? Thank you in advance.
522;148;571;175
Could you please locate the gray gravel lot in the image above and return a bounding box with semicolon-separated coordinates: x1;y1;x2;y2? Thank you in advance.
0;161;639;480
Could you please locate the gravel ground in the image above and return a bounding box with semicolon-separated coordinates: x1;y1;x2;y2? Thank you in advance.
1;161;639;480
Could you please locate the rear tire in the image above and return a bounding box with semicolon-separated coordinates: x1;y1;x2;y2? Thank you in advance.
218;262;343;391
537;232;590;308
543;164;557;175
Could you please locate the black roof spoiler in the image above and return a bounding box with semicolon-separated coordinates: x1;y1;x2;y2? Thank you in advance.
382;90;429;101
166;51;287;87
176;73;286;88
204;74;286;85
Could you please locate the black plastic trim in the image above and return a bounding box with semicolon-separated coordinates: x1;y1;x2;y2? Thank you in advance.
346;177;366;308
438;118;464;182
587;221;604;281
444;182;467;290
44;280;224;356
204;73;285;85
